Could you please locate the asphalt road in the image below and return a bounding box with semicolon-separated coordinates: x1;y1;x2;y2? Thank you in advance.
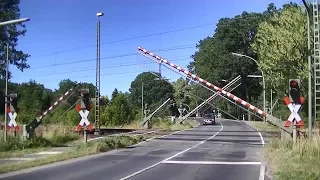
0;119;267;180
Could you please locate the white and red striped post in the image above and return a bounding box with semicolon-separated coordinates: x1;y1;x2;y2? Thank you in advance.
137;47;268;118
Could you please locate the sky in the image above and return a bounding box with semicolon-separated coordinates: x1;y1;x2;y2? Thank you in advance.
12;0;301;98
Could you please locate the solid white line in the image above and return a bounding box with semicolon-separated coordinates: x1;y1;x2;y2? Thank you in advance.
259;163;266;180
258;132;265;147
162;160;262;165
119;122;224;180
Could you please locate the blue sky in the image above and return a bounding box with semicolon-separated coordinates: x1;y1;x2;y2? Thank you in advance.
12;0;300;98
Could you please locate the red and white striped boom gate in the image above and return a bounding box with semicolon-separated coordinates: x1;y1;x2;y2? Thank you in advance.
137;47;289;133
23;83;82;139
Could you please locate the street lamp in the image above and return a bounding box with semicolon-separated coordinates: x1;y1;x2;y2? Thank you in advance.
302;0;312;138
95;12;103;135
0;18;30;27
232;52;266;122
2;18;30;142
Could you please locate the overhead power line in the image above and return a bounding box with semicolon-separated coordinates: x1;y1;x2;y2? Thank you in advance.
28;45;195;70
30;22;216;58
18;56;192;78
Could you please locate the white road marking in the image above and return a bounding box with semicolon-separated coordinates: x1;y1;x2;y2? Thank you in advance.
131;131;156;136
34;151;62;155
259;163;266;180
88;130;139;142
119;122;224;180
258;132;265;147
3;157;37;161
162;160;262;165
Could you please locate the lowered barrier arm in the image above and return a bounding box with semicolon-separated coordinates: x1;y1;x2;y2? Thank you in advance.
137;47;291;134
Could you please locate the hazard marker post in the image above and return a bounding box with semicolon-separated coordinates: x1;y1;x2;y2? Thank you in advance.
75;89;92;143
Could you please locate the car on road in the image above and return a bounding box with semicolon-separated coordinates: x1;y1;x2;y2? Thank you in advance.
202;113;215;125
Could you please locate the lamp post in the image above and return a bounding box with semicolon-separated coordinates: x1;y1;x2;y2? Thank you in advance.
302;0;312;138
95;12;103;135
0;18;30;27
232;52;266;122
1;17;30;142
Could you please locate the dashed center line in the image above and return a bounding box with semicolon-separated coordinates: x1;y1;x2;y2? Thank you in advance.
119;122;224;180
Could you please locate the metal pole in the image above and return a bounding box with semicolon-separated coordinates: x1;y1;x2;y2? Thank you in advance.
302;0;312;138
4;44;9;142
231;52;266;122
270;89;273;115
141;81;144;119
305;0;312;138
95;16;101;135
98;18;101;132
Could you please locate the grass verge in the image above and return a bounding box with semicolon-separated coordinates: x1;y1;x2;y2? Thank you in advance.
264;129;320;180
0;135;150;174
244;121;279;131
150;117;199;131
0;133;80;159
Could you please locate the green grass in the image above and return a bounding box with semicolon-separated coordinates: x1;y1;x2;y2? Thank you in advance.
0;135;150;174
0;147;48;159
101;117;200;131
264;129;320;180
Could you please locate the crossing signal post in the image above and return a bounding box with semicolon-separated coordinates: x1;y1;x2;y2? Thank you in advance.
76;89;93;132
284;79;305;129
6;93;20;133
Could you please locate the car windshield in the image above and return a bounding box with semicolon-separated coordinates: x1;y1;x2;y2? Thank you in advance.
204;114;213;118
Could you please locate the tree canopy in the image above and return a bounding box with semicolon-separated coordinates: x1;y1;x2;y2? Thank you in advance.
0;0;30;78
252;4;307;95
129;72;174;107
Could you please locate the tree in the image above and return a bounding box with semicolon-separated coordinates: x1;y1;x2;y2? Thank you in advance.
173;78;190;104
252;4;307;96
111;88;119;102
188;3;283;119
189;12;265;103
103;93;134;126
0;0;30;79
129;72;174;108
15;80;54;124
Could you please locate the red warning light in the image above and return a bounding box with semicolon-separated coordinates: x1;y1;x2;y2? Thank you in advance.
290;80;297;87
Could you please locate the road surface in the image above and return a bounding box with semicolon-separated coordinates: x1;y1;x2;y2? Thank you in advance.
0;119;267;180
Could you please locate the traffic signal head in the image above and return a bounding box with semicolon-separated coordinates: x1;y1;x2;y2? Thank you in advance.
8;94;18;113
289;79;301;104
80;89;90;110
